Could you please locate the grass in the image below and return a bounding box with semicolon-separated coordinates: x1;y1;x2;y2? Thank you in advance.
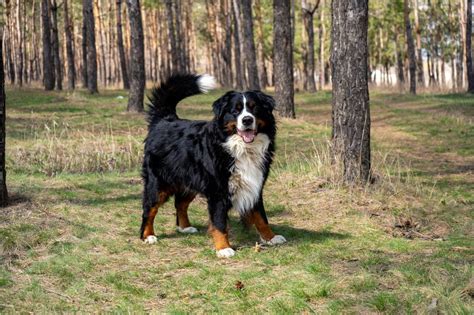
0;87;473;313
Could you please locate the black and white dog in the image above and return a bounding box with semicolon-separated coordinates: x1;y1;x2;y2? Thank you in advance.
140;74;286;258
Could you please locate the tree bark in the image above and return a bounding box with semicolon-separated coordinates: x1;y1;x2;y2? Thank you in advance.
82;1;88;88
467;0;474;92
254;0;268;89
64;0;76;90
165;0;179;73
331;0;371;183
116;0;130;89
0;33;8;206
83;0;98;93
41;0;55;90
50;0;62;90
273;0;295;118
232;0;245;90
302;0;320;92
15;0;23;87
413;0;424;87
240;0;260;90
404;0;416;94
319;0;326;88
126;0;145;112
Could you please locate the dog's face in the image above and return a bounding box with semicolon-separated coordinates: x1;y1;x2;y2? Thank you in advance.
213;91;275;143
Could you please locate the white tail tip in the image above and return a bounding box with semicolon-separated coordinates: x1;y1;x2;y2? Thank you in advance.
197;74;216;93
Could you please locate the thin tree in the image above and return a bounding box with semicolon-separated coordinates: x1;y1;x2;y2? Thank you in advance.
15;0;23;87
240;0;260;90
41;0;55;90
273;0;295;118
0;32;7;206
302;0;320;92
64;0;76;90
467;0;474;92
83;0;98;93
116;0;130;89
165;0;179;73
126;0;145;112
232;0;244;89
404;0;416;94
50;0;62;90
413;0;424;86
81;1;88;88
331;0;371;183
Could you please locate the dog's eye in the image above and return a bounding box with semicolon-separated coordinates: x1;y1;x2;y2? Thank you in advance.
235;104;242;112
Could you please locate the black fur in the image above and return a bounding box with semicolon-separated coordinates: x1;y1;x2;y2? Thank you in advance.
140;74;277;238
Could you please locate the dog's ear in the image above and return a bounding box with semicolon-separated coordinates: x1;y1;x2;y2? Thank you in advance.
213;91;235;119
252;90;276;112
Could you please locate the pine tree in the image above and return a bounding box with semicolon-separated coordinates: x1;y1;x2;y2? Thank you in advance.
331;0;371;183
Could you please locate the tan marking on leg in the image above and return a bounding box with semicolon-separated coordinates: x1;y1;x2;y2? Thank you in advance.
248;211;275;241
176;194;196;229
208;223;231;250
142;192;170;239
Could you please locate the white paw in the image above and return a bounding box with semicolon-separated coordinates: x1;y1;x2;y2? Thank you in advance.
216;248;235;258
260;235;287;246
144;235;158;244
177;226;199;234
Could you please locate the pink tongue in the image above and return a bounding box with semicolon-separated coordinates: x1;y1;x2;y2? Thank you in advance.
238;130;256;143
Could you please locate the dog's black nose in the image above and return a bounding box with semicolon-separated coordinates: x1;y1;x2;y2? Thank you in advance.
242;116;254;126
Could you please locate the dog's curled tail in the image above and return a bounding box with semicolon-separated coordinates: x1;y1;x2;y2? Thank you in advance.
147;73;216;126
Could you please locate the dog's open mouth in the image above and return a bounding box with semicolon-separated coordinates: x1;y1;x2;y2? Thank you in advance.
237;128;257;143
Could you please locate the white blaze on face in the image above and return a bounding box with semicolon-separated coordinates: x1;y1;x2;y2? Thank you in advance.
236;95;257;143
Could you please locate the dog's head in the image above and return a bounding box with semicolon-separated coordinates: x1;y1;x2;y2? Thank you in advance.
213;91;276;143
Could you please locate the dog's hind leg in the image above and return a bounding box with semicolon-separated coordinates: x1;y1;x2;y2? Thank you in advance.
140;170;171;243
175;192;198;233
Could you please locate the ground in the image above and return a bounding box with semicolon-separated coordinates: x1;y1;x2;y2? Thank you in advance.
0;87;473;313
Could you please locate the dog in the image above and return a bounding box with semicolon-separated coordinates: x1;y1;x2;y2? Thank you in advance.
140;74;286;258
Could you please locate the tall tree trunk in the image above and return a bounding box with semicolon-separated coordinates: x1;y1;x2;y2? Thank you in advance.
395;33;405;89
82;1;88;88
126;0;145;112
240;0;260;90
302;0;320;92
50;0;62;90
0;33;7;207
273;0;295;118
165;0;179;73
116;0;130;89
95;0;107;86
83;0;98;93
319;0;326;88
15;0;23;87
41;0;55;90
413;0;424;86
466;0;474;92
64;0;76;90
331;0;371;183
231;0;243;90
254;0;268;89
404;0;416;94
460;0;467;89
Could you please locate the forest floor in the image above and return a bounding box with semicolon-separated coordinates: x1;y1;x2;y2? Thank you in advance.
0;87;473;313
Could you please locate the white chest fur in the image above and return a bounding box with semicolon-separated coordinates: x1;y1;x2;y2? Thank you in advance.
222;133;270;215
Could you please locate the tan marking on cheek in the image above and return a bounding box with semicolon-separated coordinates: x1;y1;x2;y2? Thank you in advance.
257;119;267;128
225;121;237;135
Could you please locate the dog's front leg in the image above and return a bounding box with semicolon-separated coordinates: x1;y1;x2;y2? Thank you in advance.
208;197;234;258
249;198;287;246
